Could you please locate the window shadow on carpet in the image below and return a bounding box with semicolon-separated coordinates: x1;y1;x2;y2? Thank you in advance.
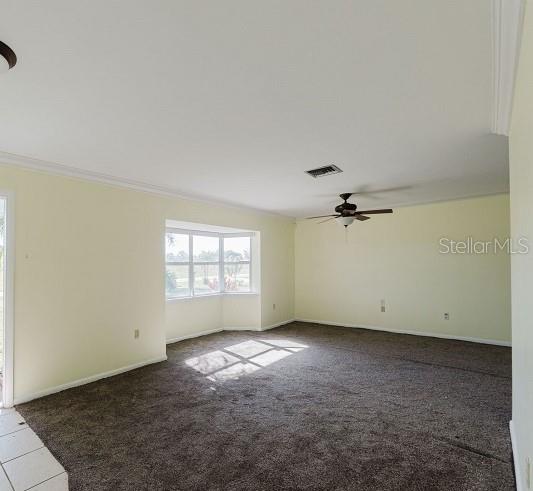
185;339;308;382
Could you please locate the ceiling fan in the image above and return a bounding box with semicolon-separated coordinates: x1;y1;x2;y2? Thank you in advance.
306;193;393;228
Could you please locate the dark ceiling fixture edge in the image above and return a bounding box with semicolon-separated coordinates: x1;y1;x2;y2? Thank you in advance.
0;40;17;69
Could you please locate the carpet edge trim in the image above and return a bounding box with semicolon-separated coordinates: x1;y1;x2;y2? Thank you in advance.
14;355;168;405
166;328;223;344
221;319;295;332
223;326;262;332
260;318;296;331
294;318;512;347
166;320;295;339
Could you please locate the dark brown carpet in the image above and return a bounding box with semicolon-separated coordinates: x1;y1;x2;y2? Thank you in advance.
17;322;514;490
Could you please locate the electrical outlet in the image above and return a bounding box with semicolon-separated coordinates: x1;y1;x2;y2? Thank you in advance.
444;313;449;320
134;329;140;339
380;299;386;313
273;303;276;311
527;456;531;489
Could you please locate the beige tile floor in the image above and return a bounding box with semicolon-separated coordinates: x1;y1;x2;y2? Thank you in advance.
0;409;68;491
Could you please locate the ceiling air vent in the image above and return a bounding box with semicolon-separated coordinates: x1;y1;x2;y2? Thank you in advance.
305;164;343;178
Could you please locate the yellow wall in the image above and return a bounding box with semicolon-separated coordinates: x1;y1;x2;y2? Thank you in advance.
0;164;295;403
295;194;511;344
222;294;262;331
0;160;513;407
165;295;223;341
509;1;533;487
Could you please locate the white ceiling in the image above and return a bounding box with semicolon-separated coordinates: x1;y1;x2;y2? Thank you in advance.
0;1;508;217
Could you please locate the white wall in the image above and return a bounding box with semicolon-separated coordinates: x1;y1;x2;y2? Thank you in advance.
509;1;533;487
0;164;295;403
295;194;511;344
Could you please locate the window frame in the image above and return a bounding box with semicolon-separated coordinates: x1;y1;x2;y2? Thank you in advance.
165;228;254;300
165;231;192;299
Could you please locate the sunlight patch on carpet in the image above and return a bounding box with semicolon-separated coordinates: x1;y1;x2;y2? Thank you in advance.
185;339;308;381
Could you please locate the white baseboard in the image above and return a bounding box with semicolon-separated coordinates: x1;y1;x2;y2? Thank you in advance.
166;328;223;344
14;317;506;406
510;420;524;491
294;318;512;347
178;319;295;335
261;319;295;331
223;326;262;332
225;319;295;331
14;355;168;405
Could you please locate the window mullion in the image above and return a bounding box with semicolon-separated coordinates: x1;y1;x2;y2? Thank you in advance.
249;236;252;292
189;233;194;296
219;236;224;293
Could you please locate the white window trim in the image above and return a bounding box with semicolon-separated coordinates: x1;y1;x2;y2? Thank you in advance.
165;227;254;300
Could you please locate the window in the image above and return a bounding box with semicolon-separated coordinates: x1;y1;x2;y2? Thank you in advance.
193;235;220;295
165;232;190;298
165;229;253;299
223;236;251;292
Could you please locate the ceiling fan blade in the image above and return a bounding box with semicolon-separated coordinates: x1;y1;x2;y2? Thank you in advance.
318;217;337;224
355;209;393;215
305;214;339;220
354;214;371;221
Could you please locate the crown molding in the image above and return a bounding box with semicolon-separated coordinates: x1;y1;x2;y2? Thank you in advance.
0;150;290;219
491;0;525;136
0;150;510;219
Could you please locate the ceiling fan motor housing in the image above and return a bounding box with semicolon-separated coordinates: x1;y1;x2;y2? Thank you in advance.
304;192;392;223
335;201;357;215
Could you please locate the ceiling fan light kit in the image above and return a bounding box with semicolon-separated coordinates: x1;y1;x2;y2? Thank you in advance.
306;192;393;228
335;216;355;228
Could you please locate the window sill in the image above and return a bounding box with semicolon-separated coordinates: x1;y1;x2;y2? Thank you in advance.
166;292;259;302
